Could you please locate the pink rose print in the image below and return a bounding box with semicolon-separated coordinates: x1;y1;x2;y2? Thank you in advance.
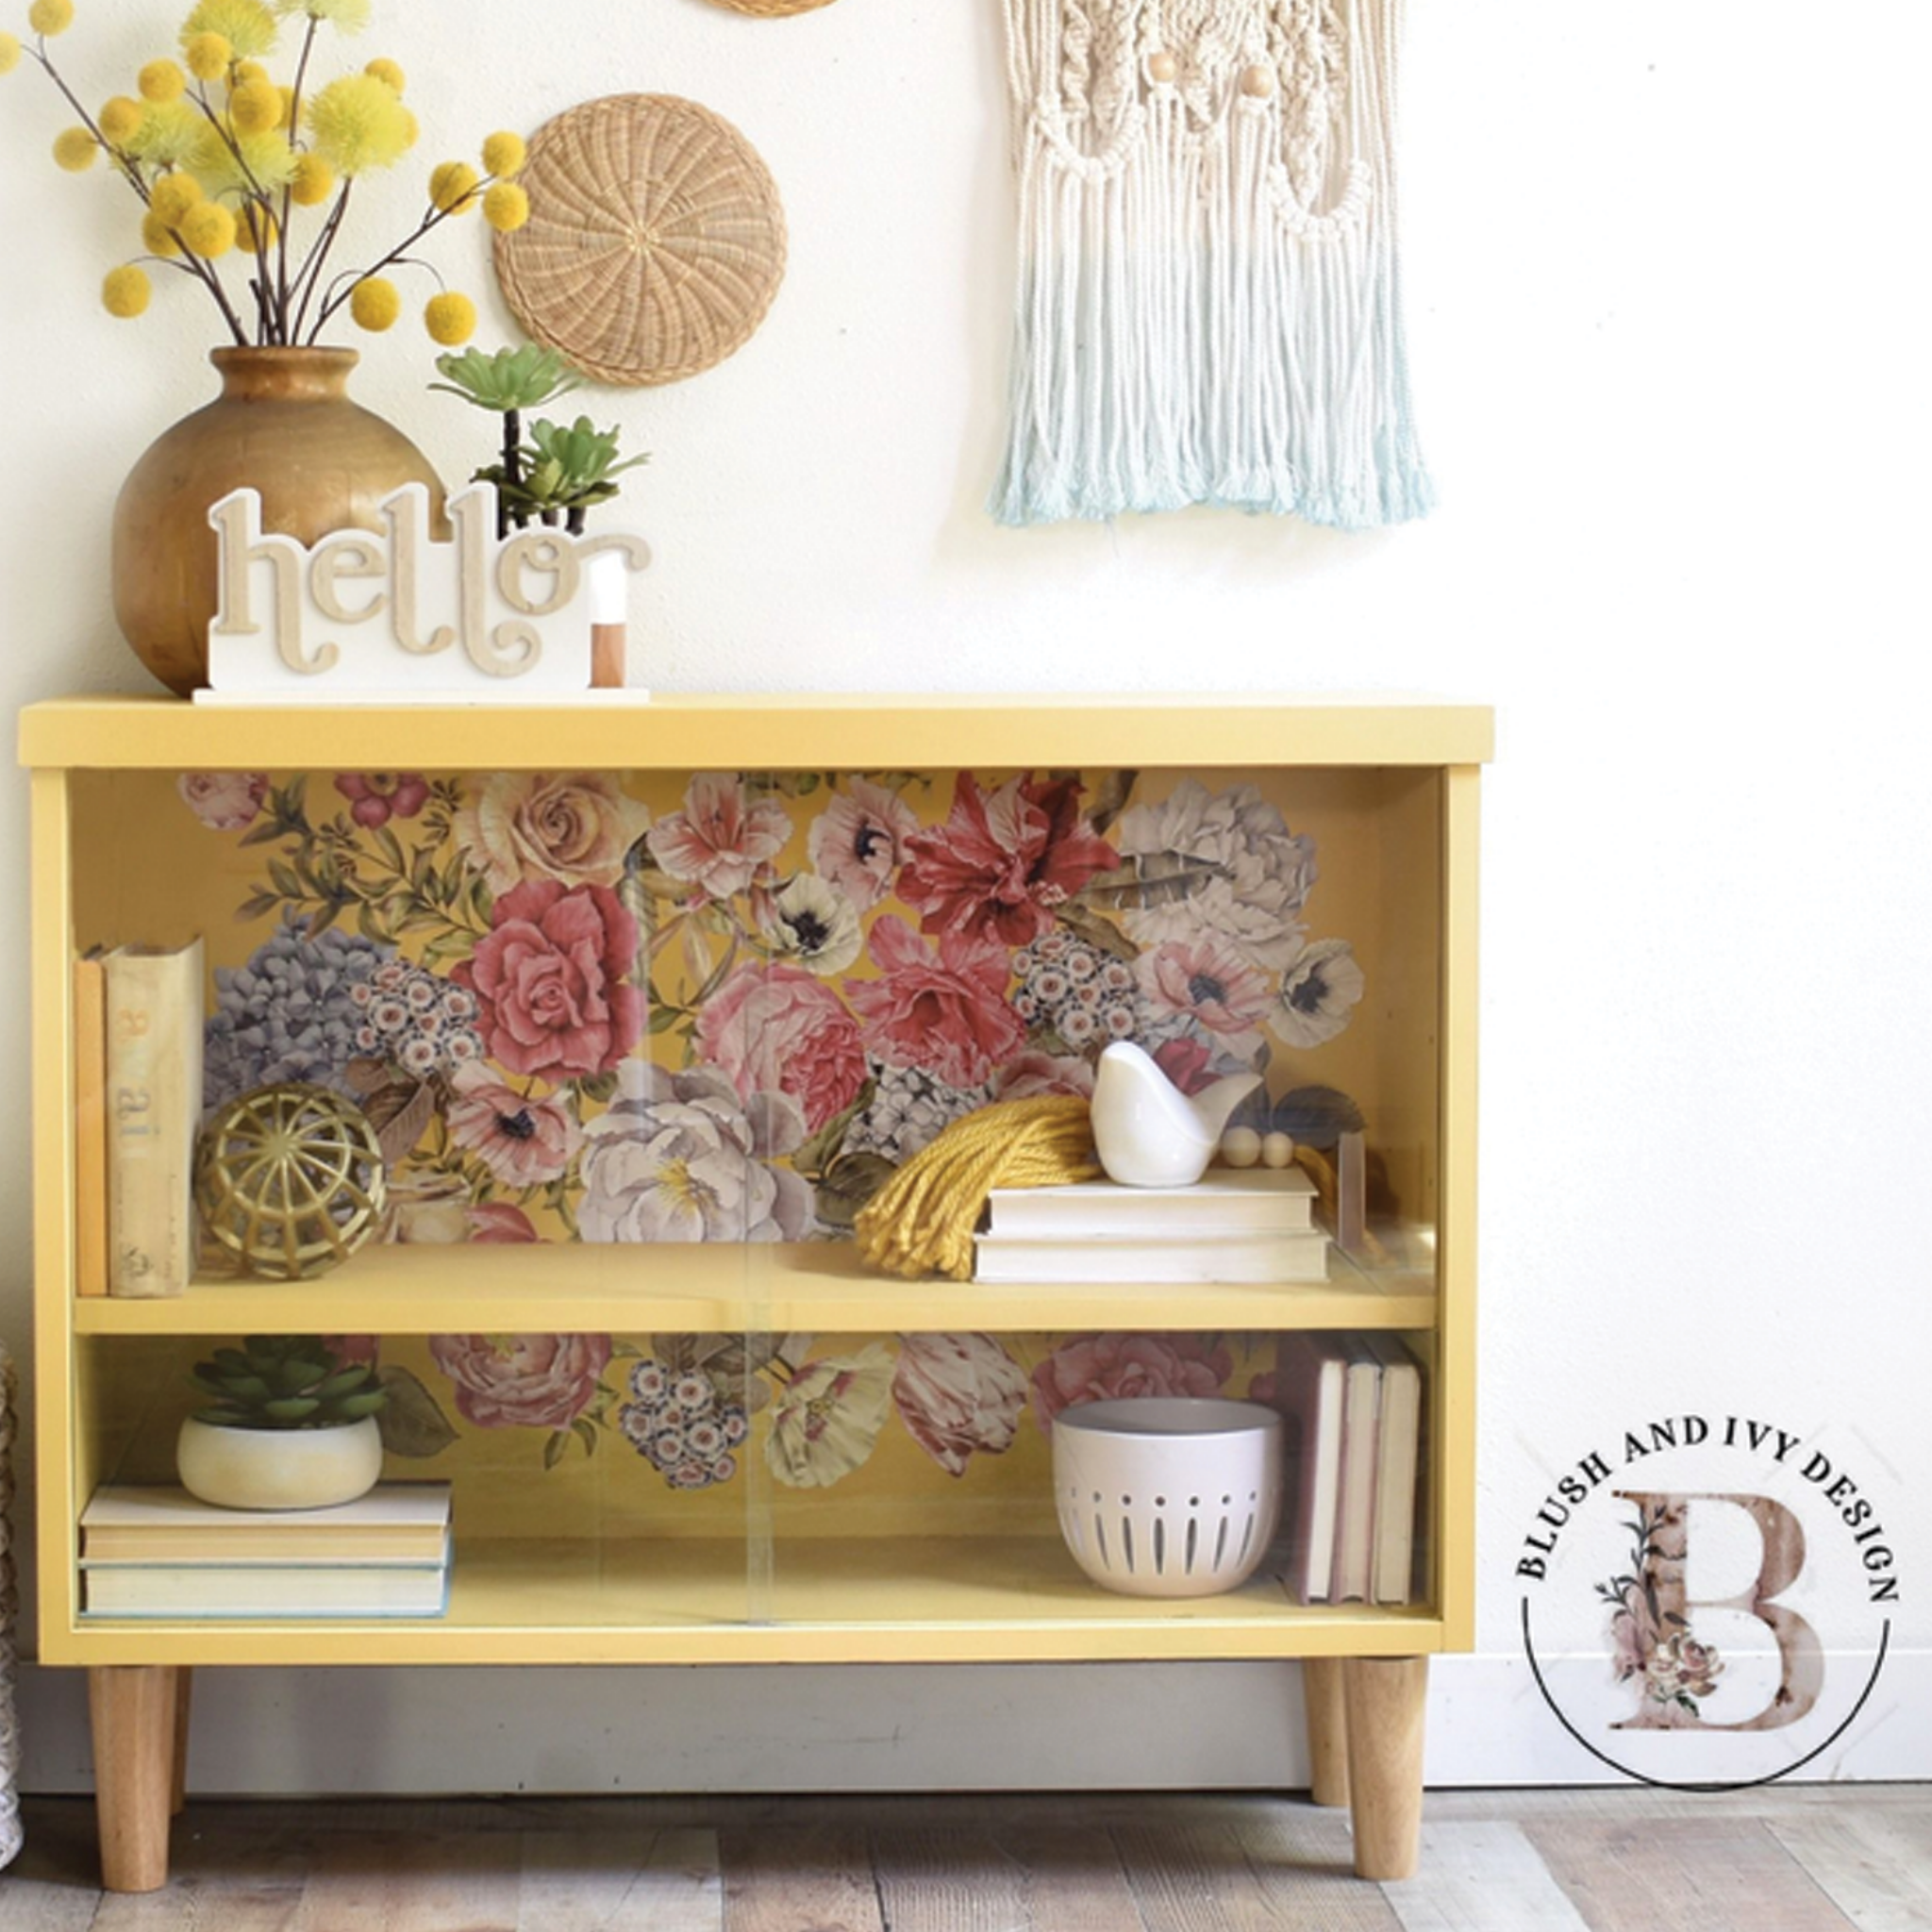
454;878;644;1084
333;772;430;829
646;772;791;901
844;915;1024;1091
178;771;267;831
808;777;919;912
322;1335;380;1369
467;1203;541;1242
893;1333;1029;1477
428;1333;612;1429
899;772;1120;948
1031;1332;1233;1431
993;1051;1096;1101
446;1063;583;1186
696;961;868;1134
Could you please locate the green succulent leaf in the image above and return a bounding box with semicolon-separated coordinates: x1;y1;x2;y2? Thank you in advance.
428;343;583;412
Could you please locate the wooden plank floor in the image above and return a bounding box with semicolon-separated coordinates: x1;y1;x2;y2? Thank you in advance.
5;1787;1929;1931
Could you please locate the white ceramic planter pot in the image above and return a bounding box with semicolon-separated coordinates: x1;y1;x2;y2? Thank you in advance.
1052;1397;1284;1598
176;1415;384;1511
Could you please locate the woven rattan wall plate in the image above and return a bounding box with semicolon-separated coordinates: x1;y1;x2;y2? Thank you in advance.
703;0;839;14
495;94;788;389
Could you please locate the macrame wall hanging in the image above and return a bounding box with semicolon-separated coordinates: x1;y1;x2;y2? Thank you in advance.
993;0;1431;529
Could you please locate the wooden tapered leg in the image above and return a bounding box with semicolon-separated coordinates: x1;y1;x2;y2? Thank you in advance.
1303;1657;1351;1807
1341;1656;1428;1881
89;1665;181;1892
171;1667;193;1815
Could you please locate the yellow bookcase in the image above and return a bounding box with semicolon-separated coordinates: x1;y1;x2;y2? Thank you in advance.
21;693;1489;1890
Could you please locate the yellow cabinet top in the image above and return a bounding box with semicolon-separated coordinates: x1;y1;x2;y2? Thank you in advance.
19;692;1494;771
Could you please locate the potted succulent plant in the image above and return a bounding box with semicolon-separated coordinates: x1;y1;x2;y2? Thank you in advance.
178;1335;388;1510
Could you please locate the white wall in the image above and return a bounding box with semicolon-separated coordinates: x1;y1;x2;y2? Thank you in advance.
4;0;1928;1792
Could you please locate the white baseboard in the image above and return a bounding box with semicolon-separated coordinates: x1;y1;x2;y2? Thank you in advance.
17;1650;1930;1796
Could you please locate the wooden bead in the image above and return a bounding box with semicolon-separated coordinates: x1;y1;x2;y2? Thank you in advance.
1261;1131;1295;1169
1220;1126;1261;1169
1147;50;1178;85
1240;63;1275;98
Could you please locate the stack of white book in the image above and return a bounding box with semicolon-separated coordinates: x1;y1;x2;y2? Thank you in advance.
1275;1334;1424;1606
974;1169;1328;1284
79;1484;452;1619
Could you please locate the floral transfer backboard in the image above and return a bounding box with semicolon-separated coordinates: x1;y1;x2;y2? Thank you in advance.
74;761;1441;1540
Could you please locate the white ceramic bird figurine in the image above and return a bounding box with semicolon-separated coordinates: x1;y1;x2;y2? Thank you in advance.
1090;1041;1262;1188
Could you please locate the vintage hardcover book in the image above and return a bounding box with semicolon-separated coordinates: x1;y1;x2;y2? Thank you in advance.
985;1167;1318;1237
1275;1332;1347;1604
81;1484;452;1566
73;950;109;1299
973;1225;1329;1285
104;939;204;1299
1331;1340;1384;1604
1365;1334;1424;1606
80;1556;450;1619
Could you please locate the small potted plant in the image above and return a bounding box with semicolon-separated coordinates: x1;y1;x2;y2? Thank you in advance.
178;1335;388;1510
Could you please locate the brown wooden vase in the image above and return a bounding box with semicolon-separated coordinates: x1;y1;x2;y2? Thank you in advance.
111;347;446;696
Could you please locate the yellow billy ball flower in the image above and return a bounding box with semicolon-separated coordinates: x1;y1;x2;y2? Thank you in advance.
363;57;403;94
425;291;476;346
228;76;280;134
184;31;230;80
53;126;97;172
482;181;529;234
179;198;237;258
428;159;478;214
28;0;75;37
148;170;203;225
306;71;412;175
480;130;525;180
180;1;276;63
0;32;21;75
98;96;144;146
237;203;276;251
232;58;268;86
290;150;334;206
140;59;186;103
102;265;152;318
142;208;181;257
350;275;400;332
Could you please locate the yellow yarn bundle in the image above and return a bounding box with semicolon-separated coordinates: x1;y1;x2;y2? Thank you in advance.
854;1095;1100;1281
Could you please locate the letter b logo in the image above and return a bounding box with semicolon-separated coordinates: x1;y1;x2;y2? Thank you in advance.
1610;1492;1823;1732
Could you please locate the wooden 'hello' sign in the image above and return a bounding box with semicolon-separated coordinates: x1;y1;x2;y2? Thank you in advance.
207;483;650;695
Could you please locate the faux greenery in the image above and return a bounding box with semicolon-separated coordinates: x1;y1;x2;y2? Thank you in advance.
428;342;580;414
432;343;646;534
191;1334;388;1430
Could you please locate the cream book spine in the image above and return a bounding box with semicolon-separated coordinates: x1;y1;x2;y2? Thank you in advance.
73;951;109;1299
105;939;204;1299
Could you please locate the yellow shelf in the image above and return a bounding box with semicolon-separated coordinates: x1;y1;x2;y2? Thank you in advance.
19;691;1495;774
72;1239;1438;1337
50;1534;1445;1668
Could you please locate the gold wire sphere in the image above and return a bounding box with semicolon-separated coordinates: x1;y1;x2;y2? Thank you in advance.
194;1083;388;1280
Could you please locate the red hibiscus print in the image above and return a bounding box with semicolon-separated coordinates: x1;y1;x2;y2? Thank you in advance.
844;915;1024;1091
898;772;1119;947
334;772;430;828
455;879;644;1084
